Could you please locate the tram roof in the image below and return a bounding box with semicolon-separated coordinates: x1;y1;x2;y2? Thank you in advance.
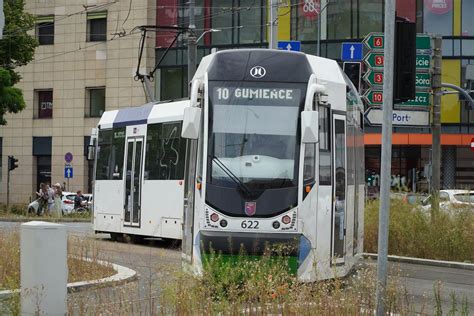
97;99;189;129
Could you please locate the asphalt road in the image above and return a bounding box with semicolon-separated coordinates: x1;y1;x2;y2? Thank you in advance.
2;221;473;314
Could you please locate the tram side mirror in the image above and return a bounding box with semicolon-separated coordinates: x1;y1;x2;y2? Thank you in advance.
181;107;202;139
87;145;95;161
301;110;319;144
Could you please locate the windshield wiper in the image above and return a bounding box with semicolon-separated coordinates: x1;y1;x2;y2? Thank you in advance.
211;155;252;196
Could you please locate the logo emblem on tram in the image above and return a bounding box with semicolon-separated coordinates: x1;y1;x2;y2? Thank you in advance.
244;202;257;216
249;66;266;79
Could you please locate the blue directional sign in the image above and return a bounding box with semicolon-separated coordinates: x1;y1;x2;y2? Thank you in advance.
277;41;301;52
64;166;73;179
341;42;364;61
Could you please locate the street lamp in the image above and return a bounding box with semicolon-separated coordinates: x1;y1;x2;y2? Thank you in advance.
317;1;334;56
196;28;221;43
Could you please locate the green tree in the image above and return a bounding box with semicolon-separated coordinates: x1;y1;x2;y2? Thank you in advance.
0;0;38;125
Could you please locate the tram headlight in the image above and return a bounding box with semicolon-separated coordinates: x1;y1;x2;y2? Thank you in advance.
220;219;228;228
272;221;280;229
282;215;291;225
210;213;219;222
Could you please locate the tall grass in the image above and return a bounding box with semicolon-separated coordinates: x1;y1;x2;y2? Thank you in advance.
364;199;474;262
0;231;115;291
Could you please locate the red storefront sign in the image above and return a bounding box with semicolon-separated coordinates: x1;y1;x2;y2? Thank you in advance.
424;0;452;15
299;0;320;21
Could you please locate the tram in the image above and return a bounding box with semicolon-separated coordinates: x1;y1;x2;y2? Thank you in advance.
91;100;188;241
181;49;365;281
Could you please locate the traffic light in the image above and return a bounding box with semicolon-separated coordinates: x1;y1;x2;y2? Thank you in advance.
394;18;417;103
8;155;18;171
343;62;362;93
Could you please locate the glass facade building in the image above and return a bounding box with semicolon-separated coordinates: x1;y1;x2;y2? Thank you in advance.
155;0;474;191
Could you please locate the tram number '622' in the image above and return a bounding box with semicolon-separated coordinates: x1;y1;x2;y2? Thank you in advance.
241;220;259;229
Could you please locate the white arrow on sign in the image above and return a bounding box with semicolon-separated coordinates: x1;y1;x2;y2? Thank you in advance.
286;43;292;51
365;108;430;126
66;169;72;177
350;45;355;59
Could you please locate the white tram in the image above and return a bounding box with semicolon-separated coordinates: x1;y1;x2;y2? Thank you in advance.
180;49;365;281
92;100;188;241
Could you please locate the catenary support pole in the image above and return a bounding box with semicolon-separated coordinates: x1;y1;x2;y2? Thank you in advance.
269;0;278;49
187;0;197;91
431;36;442;216
375;1;395;315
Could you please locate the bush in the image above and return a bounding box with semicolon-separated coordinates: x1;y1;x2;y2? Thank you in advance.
364;199;474;262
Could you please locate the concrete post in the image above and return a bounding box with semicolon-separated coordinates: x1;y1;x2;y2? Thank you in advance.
431;36;442;215
21;221;67;315
375;0;395;315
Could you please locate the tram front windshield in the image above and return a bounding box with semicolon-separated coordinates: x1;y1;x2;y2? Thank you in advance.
206;81;305;216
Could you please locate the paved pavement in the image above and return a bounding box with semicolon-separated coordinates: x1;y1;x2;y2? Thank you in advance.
2;221;473;314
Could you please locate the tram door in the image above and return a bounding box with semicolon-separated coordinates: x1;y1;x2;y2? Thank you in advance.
124;137;143;227
332;115;347;263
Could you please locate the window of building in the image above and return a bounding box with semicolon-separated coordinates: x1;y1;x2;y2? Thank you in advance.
358;0;383;37
34;90;53;119
291;0;319;41
87;12;107;42
36;15;54;45
238;0;263;44
327;0;352;40
33;137;52;192
85;87;105;117
462;0;474;36
96;128;126;180
145;122;186;180
160;67;187;100
423;0;453;36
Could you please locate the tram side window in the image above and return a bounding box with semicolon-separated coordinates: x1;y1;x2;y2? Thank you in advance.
303;144;316;183
145;122;186;180
319;106;331;185
96;128;126;180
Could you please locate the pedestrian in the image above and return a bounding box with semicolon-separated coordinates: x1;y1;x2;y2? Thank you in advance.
53;183;62;217
36;183;48;216
45;184;55;216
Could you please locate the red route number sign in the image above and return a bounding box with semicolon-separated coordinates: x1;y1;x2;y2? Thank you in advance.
374;73;383;84
373;36;383;48
375;55;384;66
471;138;474;152
372;92;383;103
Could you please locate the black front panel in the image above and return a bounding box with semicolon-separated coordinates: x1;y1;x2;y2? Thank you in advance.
200;231;300;256
206;184;298;218
207;49;313;83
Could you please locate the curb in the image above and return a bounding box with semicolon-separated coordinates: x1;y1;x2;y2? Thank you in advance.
0;217;90;223
0;260;137;299
363;253;474;270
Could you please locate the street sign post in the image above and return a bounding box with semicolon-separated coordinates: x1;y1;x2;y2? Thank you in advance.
64;166;73;179
398;91;431;106
64;152;73;163
364;33;432;51
364;52;385;69
277;41;301;51
364;70;384;87
365;108;430;126
362;90;384;106
341;43;364;61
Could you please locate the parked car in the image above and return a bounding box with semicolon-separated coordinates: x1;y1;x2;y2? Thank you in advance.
61;192;93;215
421;190;474;211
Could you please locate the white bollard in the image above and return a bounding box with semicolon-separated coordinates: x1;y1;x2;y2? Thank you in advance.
21;221;67;315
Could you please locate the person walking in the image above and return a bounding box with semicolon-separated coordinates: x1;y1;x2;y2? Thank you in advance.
53;183;62;217
45;184;55;216
36;183;48;216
